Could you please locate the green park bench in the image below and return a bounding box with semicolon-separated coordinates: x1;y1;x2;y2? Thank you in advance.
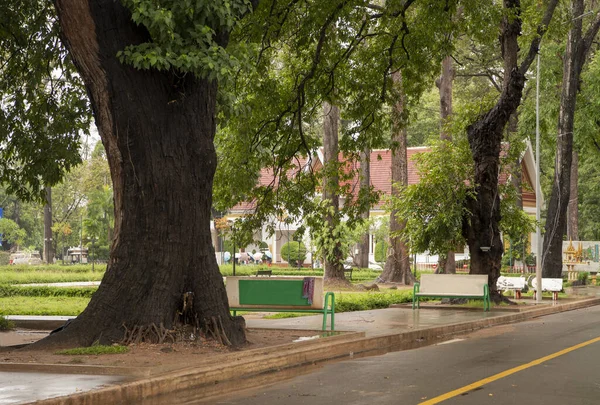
226;276;335;331
412;274;490;311
255;270;272;277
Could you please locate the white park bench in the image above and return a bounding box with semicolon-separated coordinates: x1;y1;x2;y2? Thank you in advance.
412;274;490;311
531;278;563;301
497;276;526;299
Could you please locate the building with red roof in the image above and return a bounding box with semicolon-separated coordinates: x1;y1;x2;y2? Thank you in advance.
212;140;542;266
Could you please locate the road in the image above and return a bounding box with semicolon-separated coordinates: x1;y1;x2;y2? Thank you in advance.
203;305;600;405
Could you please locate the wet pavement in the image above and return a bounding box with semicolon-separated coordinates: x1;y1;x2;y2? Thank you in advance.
244;302;554;336
0;372;123;404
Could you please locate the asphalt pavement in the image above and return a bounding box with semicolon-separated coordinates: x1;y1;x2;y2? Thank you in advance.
203;304;600;405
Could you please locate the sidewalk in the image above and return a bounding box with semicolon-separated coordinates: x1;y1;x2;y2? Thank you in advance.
2;294;600;404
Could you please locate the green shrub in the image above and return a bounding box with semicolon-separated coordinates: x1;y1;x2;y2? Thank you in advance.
0;252;10;266
525;252;536;266
374;240;388;263
335;290;413;312
280;242;307;267
0;315;14;330
0;264;106;273
0;285;97;298
578;272;589;285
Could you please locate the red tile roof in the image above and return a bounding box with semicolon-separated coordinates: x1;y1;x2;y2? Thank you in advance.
229;156;312;212
229;146;536;212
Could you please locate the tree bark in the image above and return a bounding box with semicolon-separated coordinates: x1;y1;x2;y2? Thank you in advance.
436;55;456;274
322;102;346;281
43;186;54;264
567;149;579;240
463;0;525;299
462;0;559;299
39;0;246;348
356;147;370;269
543;0;600;277
380;72;414;284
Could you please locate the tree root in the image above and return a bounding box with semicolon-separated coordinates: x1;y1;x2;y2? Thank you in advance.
203;316;232;346
121;322;176;345
119;291;237;347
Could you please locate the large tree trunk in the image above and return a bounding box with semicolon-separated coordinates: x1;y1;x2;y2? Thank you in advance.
356;147;370;269
322;102;346;281
38;0;246;348
436;55;456;274
463;0;525;300
543;0;600;277
43;186;54;264
567;149;579;240
463;0;560;299
380;72;414;284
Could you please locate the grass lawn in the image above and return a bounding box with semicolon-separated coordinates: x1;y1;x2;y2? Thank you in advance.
0;270;104;285
0;263;403;317
0;296;89;316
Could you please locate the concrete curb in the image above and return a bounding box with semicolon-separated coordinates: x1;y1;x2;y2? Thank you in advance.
29;297;600;404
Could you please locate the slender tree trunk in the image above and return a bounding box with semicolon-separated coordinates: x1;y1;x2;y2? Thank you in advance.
322;102;345;281
567;149;579;240
543;0;600;277
356;147;370;269
380;72;414;284
38;0;246;348
43;186;54;264
436;55;456;274
508;110;523;272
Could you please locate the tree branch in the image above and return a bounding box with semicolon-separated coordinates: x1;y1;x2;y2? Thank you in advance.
582;11;600;56
519;0;560;74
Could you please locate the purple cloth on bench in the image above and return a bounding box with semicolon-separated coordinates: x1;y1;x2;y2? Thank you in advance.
302;277;315;304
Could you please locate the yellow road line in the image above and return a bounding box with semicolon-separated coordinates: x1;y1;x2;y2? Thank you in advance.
419;336;600;404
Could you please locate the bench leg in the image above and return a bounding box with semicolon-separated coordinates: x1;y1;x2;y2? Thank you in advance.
515;290;521;300
553;291;558;301
331;309;335;331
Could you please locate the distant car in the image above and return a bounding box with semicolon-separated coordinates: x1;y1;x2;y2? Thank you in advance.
9;251;43;265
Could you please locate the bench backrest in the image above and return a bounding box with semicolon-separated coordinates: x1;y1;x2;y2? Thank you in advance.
419;274;488;295
226;276;324;310
497;276;526;290
531;278;563;292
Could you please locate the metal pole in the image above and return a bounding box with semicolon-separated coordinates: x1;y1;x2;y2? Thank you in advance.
232;225;236;277
535;52;542;303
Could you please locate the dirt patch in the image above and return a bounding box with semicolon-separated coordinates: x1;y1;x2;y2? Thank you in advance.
0;328;330;376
